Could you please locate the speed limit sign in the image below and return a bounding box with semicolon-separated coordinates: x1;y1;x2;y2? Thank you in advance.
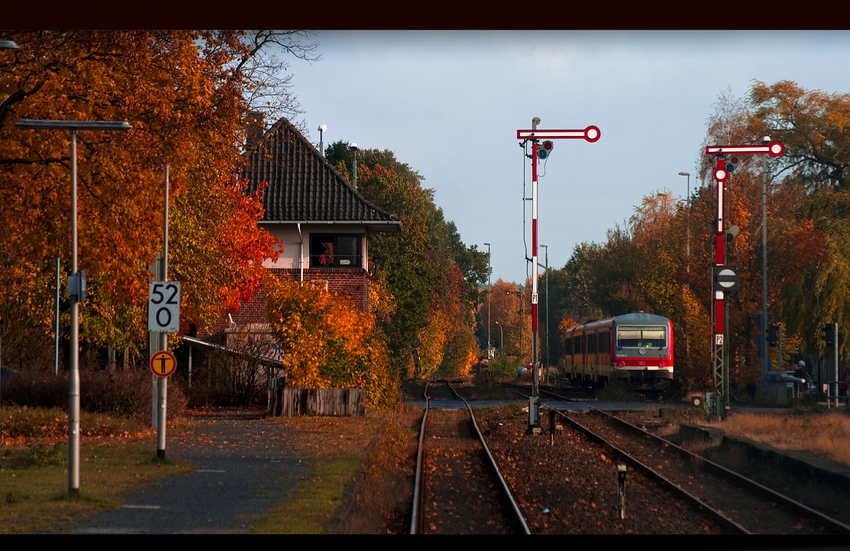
148;281;181;333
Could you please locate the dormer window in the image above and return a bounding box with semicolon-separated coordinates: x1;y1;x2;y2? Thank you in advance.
310;234;362;269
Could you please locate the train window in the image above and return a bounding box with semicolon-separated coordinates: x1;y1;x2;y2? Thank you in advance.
599;331;610;353
616;326;667;349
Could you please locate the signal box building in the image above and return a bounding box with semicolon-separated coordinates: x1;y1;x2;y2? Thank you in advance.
206;116;401;346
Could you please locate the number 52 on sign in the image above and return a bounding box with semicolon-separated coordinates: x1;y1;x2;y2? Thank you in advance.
148;281;181;333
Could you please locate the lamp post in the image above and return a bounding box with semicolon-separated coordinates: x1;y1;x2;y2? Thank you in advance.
678;172;690;272
349;143;359;189
15;119;131;497
484;243;491;358
678;171;691;385
495;321;504;350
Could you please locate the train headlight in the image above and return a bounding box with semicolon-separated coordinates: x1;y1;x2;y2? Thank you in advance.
617;360;626;367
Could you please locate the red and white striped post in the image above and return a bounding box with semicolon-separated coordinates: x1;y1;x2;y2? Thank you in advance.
706;141;783;417
517;121;600;431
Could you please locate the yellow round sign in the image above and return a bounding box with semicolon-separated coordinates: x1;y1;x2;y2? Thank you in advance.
150;350;177;378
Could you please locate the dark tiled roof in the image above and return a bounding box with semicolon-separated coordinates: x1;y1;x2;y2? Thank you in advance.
243;117;400;231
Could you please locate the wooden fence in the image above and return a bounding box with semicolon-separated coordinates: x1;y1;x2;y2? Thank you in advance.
267;382;365;417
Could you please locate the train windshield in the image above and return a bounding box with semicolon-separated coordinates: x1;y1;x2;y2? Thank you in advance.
616;325;667;349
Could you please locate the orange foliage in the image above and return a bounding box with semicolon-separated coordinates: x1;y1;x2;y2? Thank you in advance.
0;31;281;350
264;275;396;407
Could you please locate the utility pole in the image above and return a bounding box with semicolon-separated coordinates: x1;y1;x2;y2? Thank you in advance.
484;243;491;359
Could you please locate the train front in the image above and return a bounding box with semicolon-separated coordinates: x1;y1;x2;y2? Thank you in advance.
611;313;674;392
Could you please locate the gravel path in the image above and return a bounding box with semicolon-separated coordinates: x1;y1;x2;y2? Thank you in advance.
70;413;311;534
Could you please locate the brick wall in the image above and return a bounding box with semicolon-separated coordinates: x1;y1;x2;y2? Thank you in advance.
207;268;369;341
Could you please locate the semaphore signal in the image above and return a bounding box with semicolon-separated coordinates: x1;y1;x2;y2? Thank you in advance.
516;118;600;433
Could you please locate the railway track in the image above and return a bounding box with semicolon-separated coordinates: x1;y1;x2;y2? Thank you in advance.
483;382;850;533
565;409;850;534
410;381;531;534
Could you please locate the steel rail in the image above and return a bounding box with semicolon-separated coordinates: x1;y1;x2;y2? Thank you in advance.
446;381;532;535
590;408;850;534
410;381;531;534
555;409;751;534
409;381;432;534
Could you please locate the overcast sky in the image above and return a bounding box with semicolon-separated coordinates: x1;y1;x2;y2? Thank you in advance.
281;30;850;285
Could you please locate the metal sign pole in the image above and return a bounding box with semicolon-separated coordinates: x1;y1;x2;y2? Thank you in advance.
157;165;169;460
834;322;839;408
68;129;81;496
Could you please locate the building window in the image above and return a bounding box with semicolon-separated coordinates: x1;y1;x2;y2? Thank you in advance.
310;234;362;268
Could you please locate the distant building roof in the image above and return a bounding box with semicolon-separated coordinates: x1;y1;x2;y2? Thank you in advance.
243;117;401;232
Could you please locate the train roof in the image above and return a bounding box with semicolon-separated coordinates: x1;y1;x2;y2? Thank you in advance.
611;312;671;324
568;312;671;332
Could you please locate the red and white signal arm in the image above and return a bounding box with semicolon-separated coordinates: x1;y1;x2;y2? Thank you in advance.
517;126;600;142
706;142;784;158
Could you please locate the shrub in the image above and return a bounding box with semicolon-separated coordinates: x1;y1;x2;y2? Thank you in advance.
489;353;522;379
1;368;186;421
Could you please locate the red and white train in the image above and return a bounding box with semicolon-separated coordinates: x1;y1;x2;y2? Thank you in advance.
563;312;674;392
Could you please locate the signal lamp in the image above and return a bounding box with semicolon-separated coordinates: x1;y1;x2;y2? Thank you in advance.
537;140;554;160
726;155;740;173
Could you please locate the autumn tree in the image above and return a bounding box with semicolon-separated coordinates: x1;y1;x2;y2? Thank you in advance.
0;31;314;368
483;279;531;362
263;275;397;408
325;143;488;378
747;81;850;358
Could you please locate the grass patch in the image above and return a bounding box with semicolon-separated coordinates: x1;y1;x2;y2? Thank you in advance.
0;408;192;534
696;410;850;467
250;412;389;534
253;452;363;534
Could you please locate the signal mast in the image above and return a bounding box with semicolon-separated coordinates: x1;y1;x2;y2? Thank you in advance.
516;118;600;432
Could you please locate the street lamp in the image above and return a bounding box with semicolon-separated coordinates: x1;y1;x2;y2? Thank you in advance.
678;172;692;384
483;243;491;358
678;172;690;272
349;143;359;189
15;119;131;498
495;321;504;350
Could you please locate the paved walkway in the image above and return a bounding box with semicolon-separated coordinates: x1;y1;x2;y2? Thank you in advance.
71;414;311;534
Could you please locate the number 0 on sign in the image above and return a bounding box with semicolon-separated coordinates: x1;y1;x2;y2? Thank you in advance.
148;281;181;332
